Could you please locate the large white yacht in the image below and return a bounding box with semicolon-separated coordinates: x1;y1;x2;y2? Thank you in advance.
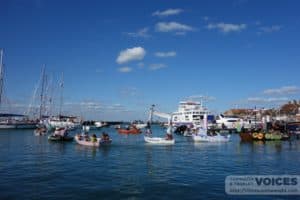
171;101;211;127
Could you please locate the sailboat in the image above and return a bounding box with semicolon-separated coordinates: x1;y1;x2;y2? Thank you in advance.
192;114;230;142
0;49;37;129
144;105;175;145
46;73;80;130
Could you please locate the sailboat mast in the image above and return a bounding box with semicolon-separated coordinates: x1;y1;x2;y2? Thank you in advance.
0;49;4;108
59;72;64;116
148;104;155;124
39;65;46;119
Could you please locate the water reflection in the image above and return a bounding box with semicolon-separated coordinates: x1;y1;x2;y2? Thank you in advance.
75;144;98;159
48;141;69;154
74;144;112;159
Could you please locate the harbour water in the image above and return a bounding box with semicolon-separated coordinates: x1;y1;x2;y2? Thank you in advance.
0;126;299;199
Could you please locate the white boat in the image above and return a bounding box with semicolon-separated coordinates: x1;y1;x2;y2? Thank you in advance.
74;135;101;147
132;120;147;129
192;133;230;142
46;115;80;130
192;113;230;142
192;127;230;142
133;123;147;129
171;100;211;127
144;105;175;145
74;135;112;147
144;136;175;144
215;114;241;129
81;121;107;130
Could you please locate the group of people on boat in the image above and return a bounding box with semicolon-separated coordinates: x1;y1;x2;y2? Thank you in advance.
77;132;110;142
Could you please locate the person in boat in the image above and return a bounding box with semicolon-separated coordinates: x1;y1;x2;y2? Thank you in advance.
76;133;83;140
165;133;173;140
165;126;173;140
83;132;90;141
91;134;97;143
101;132;110;141
146;128;152;136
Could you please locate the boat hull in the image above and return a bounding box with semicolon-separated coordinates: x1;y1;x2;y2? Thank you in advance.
144;136;175;144
48;135;73;141
192;134;230;142
74;135;101;147
117;129;141;134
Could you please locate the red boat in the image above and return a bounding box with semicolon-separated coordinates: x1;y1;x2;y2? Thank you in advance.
117;128;141;134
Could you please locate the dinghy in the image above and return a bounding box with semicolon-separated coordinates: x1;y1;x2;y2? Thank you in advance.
117;128;141;134
192;114;230;142
144;136;175;144
74;135;101;147
144;105;175;145
192;132;230;142
34;127;47;136
74;133;112;147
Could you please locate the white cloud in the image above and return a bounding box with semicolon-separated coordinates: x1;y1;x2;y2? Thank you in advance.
154;51;176;58
116;47;146;64
120;87;139;97
263;86;300;95
247;97;289;104
187;95;216;102
118;67;132;73
259;25;282;33
207;22;246;33
155;22;194;33
149;63;167;71
126;27;150;38
152;8;183;17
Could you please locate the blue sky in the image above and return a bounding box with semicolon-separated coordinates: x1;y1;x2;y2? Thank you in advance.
0;0;300;120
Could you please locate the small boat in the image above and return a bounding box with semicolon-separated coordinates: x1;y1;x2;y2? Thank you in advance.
192;128;230;142
132;120;147;129
192;133;230;142
48;135;73;141
100;138;112;145
34;127;47;136
144;105;175;145
117;127;141;134
74;135;101;147
144;136;175;144
48;127;73;141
